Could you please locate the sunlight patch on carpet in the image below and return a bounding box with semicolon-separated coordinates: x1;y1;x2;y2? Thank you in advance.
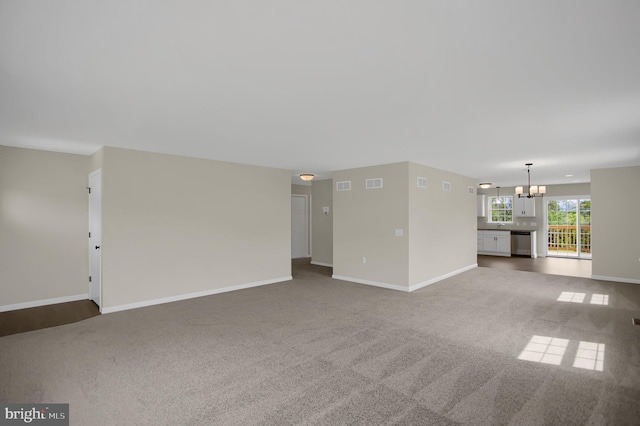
589;294;609;305
557;292;586;303
573;341;605;371
518;335;568;365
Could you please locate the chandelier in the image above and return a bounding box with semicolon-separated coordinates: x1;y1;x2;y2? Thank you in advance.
516;163;545;198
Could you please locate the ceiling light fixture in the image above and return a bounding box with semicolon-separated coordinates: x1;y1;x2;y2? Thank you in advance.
299;174;314;182
479;183;492;189
515;163;545;198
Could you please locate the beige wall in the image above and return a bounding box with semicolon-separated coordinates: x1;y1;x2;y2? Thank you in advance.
591;166;640;283
333;162;410;289
333;161;477;290
89;147;104;172
408;163;477;287
0;145;88;308
311;179;333;266
291;184;311;197
478;183;591;256
100;147;292;311
542;183;591;198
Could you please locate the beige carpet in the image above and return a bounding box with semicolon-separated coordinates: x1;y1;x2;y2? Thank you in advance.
2;260;639;425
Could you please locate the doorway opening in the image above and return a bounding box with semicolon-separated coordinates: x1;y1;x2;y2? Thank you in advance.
291;194;309;259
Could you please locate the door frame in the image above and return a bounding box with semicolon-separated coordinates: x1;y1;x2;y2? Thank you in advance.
543;195;591;258
88;169;102;308
291;194;310;258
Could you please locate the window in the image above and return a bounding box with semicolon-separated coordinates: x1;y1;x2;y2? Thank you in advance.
546;198;591;259
489;196;513;223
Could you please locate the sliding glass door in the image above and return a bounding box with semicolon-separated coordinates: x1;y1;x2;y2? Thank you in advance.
546;198;591;259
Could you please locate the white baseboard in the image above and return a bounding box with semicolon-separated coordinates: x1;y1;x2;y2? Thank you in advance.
101;276;293;314
333;264;478;293
591;275;640;285
409;264;478;292
331;275;410;292
311;261;333;267
477;252;511;257
0;294;89;313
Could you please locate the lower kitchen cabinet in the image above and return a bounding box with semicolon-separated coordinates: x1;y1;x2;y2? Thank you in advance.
477;230;511;256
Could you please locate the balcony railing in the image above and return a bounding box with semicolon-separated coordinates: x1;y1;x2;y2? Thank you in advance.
547;225;591;253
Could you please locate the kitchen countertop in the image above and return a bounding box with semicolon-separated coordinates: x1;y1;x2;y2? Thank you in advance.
478;227;537;232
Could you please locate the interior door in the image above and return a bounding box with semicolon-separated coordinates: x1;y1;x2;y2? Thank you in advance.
291;195;309;259
88;169;102;307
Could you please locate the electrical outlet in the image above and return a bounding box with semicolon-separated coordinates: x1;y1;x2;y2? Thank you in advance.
362;257;367;264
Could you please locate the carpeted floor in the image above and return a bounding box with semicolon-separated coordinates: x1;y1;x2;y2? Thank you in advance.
1;260;639;425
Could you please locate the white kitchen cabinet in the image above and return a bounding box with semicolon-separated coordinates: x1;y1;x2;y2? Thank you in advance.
477;230;511;256
514;196;535;217
477;195;486;217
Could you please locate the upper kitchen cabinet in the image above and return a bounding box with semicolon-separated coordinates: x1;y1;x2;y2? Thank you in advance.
477;194;486;217
514;196;535;217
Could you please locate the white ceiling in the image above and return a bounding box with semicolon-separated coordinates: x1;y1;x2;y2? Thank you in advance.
1;1;639;187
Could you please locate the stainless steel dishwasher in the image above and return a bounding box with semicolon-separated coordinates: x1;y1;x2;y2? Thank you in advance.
511;231;532;256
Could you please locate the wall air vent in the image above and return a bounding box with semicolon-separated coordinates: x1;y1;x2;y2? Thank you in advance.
417;177;427;188
442;181;451;192
468;186;475;195
365;178;383;189
336;181;351;191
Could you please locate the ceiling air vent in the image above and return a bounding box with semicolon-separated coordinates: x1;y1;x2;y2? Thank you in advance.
468;186;475;195
442;181;451;192
336;181;351;191
366;178;383;189
417;177;427;188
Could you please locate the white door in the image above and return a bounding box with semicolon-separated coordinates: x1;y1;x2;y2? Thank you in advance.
88;169;102;307
291;195;309;258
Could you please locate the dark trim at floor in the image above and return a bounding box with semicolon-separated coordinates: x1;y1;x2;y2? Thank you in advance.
0;300;100;337
477;255;591;279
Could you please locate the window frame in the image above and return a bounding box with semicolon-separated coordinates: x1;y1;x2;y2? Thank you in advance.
488;195;514;223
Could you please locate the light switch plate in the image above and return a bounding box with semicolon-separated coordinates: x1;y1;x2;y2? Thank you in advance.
395;229;403;237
